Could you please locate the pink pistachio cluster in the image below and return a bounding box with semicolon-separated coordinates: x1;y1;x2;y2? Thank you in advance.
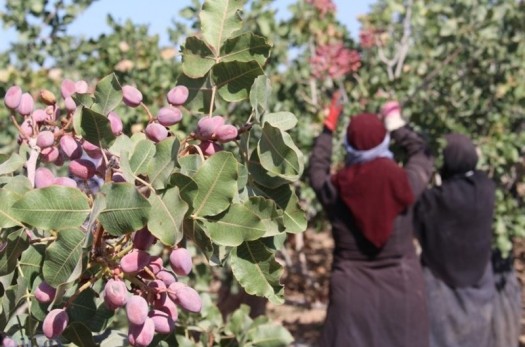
32;227;201;346
305;0;336;16
137;85;188;143
310;42;361;79
3;80;206;345
359;27;387;49
103;229;200;347
3;80;106;188
194;115;239;156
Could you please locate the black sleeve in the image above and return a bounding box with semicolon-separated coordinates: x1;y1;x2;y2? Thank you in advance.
308;128;339;208
391;126;435;199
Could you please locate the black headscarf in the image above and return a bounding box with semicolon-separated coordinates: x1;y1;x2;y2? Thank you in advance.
415;133;495;288
441;133;479;179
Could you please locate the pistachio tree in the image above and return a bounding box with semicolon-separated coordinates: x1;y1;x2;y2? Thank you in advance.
0;1;302;345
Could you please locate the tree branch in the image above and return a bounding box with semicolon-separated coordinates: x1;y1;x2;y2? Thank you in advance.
394;0;414;78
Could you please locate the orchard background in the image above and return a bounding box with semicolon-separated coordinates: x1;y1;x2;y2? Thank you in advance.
0;0;524;346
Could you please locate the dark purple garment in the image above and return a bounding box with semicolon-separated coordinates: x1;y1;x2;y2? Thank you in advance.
309;126;433;347
414;171;495;288
413;133;498;347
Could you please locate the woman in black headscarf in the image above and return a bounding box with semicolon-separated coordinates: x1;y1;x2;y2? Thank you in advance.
414;133;496;347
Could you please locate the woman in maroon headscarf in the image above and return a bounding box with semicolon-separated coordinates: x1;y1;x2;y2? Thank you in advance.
309;97;433;347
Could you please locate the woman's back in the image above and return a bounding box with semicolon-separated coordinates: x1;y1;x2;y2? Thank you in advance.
414;133;497;347
309;113;433;347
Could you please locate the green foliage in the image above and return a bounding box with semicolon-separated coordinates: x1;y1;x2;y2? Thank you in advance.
98;183;151;236
356;0;525;256
12;187;91;230
42;228;85;287
0;1;305;345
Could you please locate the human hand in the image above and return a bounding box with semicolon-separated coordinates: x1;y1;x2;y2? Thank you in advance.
380;100;406;131
323;90;343;132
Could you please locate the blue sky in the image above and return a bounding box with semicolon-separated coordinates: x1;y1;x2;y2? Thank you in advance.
0;0;375;51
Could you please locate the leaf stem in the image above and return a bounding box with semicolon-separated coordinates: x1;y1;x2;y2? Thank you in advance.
140;102;154;122
29;236;57;244
10;115;30;141
91;223;104;256
26;146;40;188
64;270;104;308
190;143;206;162
135;175;154;192
115;243;134;259
208;86;217;117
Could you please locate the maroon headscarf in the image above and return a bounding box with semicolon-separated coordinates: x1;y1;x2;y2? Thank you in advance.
332;114;414;248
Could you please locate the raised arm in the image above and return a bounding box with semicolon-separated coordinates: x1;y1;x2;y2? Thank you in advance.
391;126;434;198
308;92;342;208
308;128;339;207
381;101;434;199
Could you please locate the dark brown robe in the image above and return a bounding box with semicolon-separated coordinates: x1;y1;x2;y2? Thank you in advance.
309;126;433;347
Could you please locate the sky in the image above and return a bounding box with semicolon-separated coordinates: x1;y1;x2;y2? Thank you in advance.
0;0;376;51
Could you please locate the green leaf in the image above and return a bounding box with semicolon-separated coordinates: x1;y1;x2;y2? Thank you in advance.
147;137;180;190
440;19;458;37
230;240;284;305
226;304;253;336
177;74;213;114
246;323;294;346
0;153;24;176
98;183;151;236
120;139;156;182
257;123;304;181
221;33;271;66
252;184;306;234
92;73;122;115
171;172;199;208
263;233;287;251
179;154;204;177
262;112;298;131
202;203;266;246
182;36;216;78
129;139;156;176
192;151;238;217
4;313;38;342
147;187;188;246
11;186;90;230
62;322;97;347
109;134;134;157
184;220;214;262
0;188;24;228
245;197;284;237
68;289;98;324
19;244;45;286
72;107;83;135
43;228;85;287
84;192;107;249
2;278;29;334
2;176;32;195
99;332;129;347
250;75;271;121
176;336;198;347
200;0;245;53
237;162;249;192
85;303;114;333
73;93;95;109
213;61;265;102
78;108;116;147
0;229;29;276
248;150;289;189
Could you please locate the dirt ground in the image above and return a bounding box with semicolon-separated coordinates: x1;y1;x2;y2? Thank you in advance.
266;229;525;347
